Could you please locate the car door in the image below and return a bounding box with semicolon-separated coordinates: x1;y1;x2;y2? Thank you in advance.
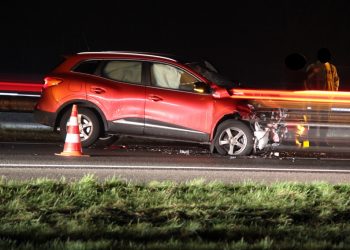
144;62;213;142
85;60;146;135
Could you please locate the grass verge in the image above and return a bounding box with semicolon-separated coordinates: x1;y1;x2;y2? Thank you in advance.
1;175;350;249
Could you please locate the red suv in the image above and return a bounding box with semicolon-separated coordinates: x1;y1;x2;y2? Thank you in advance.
34;51;277;156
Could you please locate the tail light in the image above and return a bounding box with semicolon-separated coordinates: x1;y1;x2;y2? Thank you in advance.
43;77;63;89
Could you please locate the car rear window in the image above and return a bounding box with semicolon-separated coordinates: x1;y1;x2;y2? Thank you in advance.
73;60;100;75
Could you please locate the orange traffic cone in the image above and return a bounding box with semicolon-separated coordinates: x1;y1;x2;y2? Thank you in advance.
56;104;89;157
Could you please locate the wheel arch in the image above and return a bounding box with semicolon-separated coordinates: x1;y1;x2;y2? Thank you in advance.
54;100;108;134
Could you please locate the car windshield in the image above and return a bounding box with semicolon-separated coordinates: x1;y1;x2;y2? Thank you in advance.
186;61;235;89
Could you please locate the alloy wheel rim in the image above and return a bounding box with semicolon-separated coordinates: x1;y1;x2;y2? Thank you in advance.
218;127;247;155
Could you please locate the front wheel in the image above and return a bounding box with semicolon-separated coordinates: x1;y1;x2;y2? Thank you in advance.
59;107;101;148
214;120;254;156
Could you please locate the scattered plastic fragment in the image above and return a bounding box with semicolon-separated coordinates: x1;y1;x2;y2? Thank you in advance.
179;149;190;155
106;145;127;150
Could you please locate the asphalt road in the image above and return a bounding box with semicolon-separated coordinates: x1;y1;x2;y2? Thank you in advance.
1;137;350;183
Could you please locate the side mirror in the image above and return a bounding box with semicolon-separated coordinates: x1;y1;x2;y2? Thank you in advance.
212;87;230;98
194;82;211;94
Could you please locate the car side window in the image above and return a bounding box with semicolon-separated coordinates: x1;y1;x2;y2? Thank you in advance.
102;61;142;84
151;63;202;92
73;60;100;75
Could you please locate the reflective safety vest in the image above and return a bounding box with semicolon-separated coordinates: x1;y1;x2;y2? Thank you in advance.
304;61;339;91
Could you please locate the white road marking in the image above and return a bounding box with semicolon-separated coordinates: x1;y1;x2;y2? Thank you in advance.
1;163;350;173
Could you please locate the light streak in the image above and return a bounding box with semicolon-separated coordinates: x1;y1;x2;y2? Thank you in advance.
231;89;350;104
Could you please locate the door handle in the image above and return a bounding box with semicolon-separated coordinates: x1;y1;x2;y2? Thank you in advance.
91;87;106;94
148;95;163;102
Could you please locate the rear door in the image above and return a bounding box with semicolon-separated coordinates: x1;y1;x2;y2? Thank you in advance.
83;60;146;135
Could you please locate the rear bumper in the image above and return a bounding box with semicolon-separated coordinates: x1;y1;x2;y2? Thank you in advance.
33;109;57;128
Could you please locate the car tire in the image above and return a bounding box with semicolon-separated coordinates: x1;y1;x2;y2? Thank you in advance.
59;107;101;148
214;120;254;156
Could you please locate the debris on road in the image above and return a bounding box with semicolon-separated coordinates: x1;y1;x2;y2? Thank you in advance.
179;149;190;155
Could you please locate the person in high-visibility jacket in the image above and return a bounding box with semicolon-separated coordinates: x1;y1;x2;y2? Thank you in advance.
303;48;340;146
304;48;339;91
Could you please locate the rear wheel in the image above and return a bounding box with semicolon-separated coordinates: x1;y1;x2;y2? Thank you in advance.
59;107;101;147
214;120;254;156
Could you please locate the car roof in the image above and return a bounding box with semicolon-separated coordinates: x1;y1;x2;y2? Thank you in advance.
53;51;207;74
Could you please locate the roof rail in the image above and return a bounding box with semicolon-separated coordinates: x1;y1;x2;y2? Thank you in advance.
77;51;177;62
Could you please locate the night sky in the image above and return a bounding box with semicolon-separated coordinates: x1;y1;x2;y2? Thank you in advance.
1;1;350;90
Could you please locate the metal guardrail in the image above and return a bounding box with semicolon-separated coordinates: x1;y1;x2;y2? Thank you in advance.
1;86;350;137
0;96;39;112
0;112;51;131
0;92;49;130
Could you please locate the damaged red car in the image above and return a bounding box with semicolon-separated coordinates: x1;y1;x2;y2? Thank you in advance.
34;51;287;156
